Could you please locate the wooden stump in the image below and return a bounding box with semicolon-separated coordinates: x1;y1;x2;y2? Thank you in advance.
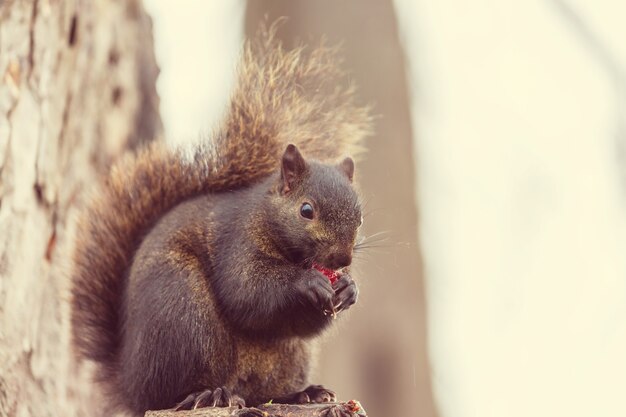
145;401;367;417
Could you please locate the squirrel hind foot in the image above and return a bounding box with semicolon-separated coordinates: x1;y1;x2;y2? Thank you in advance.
174;386;245;410
274;384;337;404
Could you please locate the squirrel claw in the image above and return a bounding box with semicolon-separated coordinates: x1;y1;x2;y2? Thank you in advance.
332;273;358;314
174;387;245;410
323;307;338;319
174;392;199;410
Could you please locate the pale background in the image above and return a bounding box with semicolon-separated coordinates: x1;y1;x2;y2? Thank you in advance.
145;1;626;417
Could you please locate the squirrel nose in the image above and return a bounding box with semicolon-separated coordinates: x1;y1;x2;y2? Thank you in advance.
326;252;352;270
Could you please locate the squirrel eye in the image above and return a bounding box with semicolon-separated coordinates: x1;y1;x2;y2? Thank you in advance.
300;202;314;220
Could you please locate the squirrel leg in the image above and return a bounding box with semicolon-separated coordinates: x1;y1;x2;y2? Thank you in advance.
273;384;337;404
174;386;245;410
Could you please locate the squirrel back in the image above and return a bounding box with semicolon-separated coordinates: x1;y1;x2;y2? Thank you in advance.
70;25;371;385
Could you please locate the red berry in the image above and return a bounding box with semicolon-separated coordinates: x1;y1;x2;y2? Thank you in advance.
346;400;361;413
312;263;339;285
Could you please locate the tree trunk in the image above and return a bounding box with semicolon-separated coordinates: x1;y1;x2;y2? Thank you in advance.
0;0;161;415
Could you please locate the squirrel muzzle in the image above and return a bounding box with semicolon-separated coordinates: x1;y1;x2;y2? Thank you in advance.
320;246;353;270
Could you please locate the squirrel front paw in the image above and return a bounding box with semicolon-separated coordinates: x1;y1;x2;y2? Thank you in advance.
297;270;336;316
174;386;245;410
332;272;358;313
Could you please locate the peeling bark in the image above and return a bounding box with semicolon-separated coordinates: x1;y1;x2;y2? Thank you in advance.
0;0;161;415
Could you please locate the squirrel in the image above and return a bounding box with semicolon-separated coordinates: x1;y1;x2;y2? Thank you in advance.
70;25;371;416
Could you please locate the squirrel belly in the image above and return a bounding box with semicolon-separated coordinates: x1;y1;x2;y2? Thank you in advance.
70;25;371;415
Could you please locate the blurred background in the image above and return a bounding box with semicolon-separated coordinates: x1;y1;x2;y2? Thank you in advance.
2;0;625;416
144;1;626;416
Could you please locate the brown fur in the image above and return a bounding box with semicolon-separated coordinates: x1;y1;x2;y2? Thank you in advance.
70;24;370;415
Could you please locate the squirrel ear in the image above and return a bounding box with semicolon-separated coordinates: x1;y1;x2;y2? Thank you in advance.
281;144;307;194
337;157;355;183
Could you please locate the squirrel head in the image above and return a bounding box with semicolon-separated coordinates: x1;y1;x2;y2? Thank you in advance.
263;144;362;270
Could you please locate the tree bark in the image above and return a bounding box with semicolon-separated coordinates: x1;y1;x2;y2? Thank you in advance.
0;0;161;415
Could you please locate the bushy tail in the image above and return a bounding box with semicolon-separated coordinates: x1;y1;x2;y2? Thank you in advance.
70;25;371;374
